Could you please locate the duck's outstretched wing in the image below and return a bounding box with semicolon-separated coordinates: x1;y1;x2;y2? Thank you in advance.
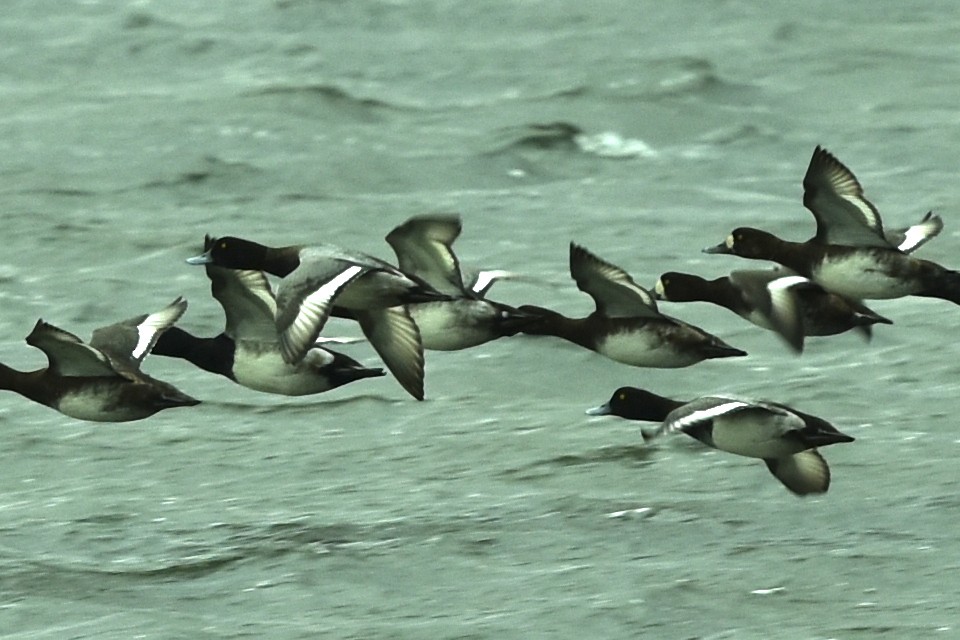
26;320;119;378
885;211;943;254
385;213;466;296
275;264;367;364
354;306;425;401
729;270;810;353
764;449;831;495
208;265;279;342
569;243;660;318
803;145;890;248
89;297;188;366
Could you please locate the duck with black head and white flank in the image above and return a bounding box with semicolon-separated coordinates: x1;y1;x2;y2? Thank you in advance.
0;298;199;422
383;213;538;351
705;146;960;305
654;268;892;352
519;243;747;368
155;237;384;396
587;387;855;496
187;235;452;400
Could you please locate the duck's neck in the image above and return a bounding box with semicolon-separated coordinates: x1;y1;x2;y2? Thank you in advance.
684;275;742;308
261;247;302;278
746;235;819;277
151;329;236;380
628;391;685;422
517;306;593;349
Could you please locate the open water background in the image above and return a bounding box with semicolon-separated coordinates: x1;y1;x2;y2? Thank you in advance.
2;1;960;638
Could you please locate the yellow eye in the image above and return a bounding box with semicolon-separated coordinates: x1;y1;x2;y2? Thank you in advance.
618;392;626;401
220;241;228;250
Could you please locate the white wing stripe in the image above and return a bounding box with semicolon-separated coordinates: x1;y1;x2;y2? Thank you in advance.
767;275;809;293
281;266;363;362
302;265;364;309
131;301;186;361
670;400;750;432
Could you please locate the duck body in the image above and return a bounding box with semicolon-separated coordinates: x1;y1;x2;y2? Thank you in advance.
228;340;383;395
4;368;190;422
812;246;957;301
407;299;533;351
154;327;384;396
587;387;854;495
520;306;744;367
384;213;537;351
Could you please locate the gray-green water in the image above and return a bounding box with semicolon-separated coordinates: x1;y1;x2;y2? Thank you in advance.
2;1;960;637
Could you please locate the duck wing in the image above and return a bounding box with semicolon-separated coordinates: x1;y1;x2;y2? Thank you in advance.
803;145;891;248
729;270;809;353
655;396;761;438
89;297;188;366
569;243;660;318
354;306;425;400
385;213;466;296
764;449;831;495
884;211;943;254
275;263;367;363
208;266;279;342
26;320;121;378
462;268;513;298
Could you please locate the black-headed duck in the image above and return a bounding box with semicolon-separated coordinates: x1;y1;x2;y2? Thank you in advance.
154;249;384;396
0;298;199;422
587;386;854;496
519;243;747;368
705;146;960;304
187;235;443;400
655;269;892;351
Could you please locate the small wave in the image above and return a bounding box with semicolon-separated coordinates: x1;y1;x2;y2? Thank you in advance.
205;393;401;415
574;131;657;159
488;122;584;152
241;83;418;118
140;155;263;190
121;11;181;30
486;122;657;160
653;58;725;96
600;56;759;104
502;444;655;479
0;264;18;282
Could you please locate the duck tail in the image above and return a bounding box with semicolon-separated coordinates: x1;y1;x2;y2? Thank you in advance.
157;388;201;409
490;302;553;336
327;350;387;385
702;336;748;360
852;309;893;327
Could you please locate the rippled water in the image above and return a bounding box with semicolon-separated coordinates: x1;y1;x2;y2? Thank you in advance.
2;1;960;638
